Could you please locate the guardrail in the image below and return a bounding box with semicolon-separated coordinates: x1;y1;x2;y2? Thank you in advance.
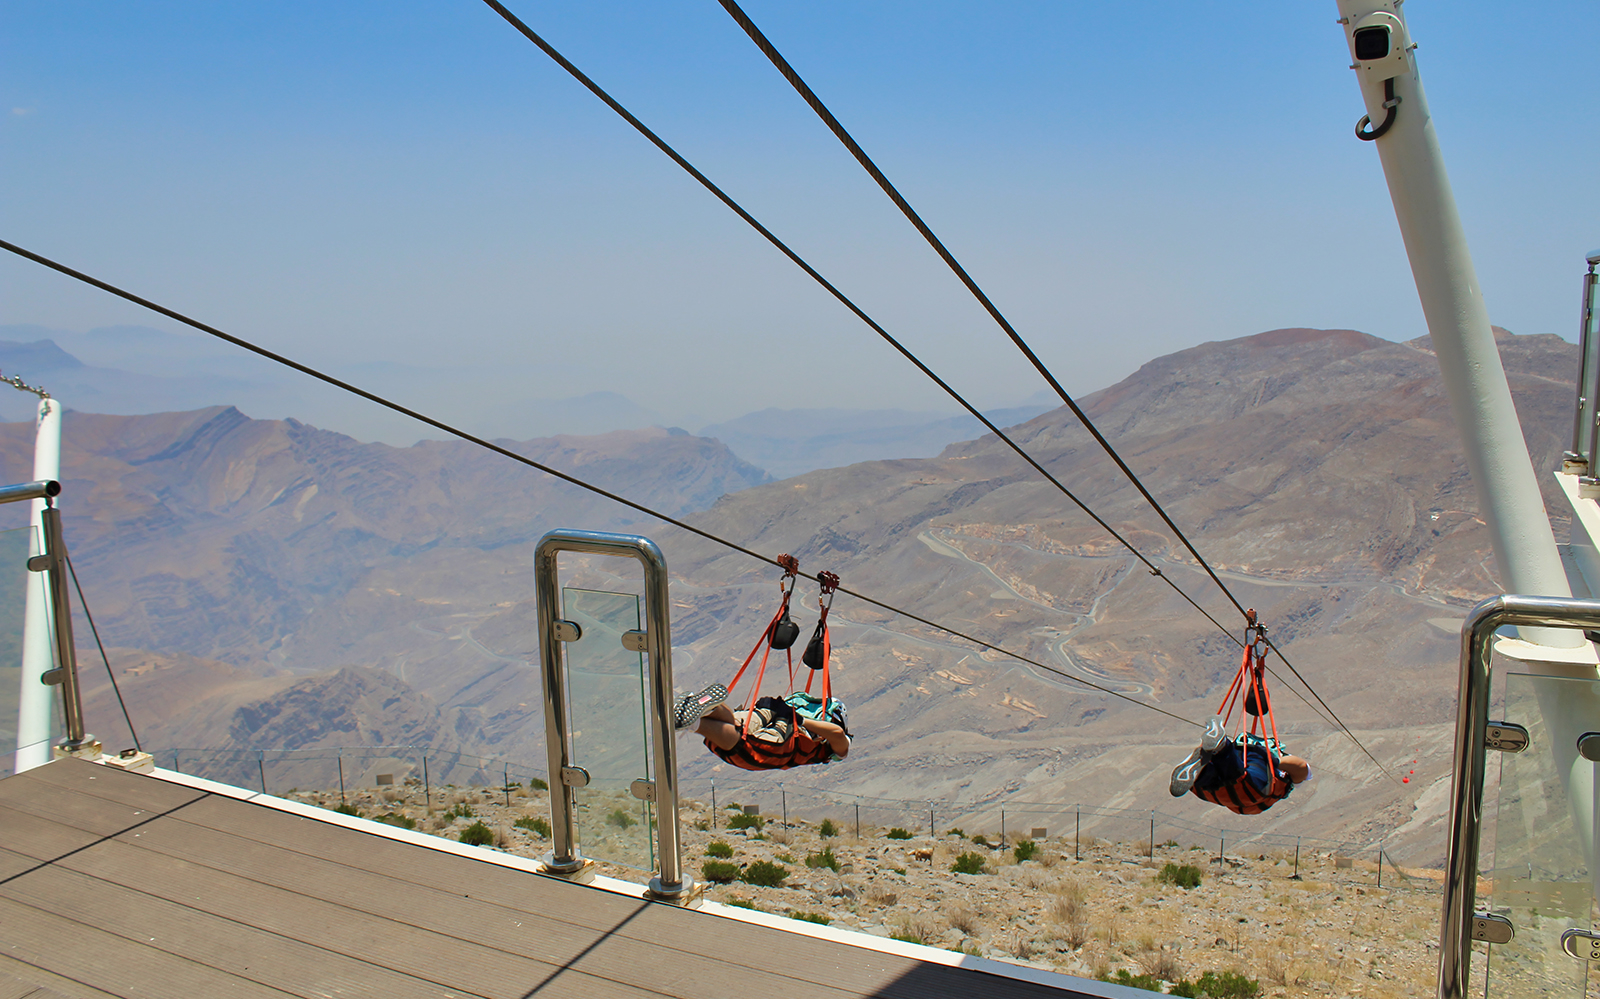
1440;594;1600;999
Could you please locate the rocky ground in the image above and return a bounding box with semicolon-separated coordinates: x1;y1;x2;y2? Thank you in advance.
284;780;1466;999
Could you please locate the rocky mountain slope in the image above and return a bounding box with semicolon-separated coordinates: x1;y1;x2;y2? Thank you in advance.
0;409;769;765
5;325;1579;860
651;326;1576;860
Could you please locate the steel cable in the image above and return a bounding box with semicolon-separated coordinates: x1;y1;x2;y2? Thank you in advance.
476;0;1240;649
479;1;1391;778
63;551;140;752
712;0;1392;780
0;237;1199;728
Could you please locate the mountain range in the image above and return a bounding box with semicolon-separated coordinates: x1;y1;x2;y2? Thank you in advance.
0;325;1579;860
0;326;1051;475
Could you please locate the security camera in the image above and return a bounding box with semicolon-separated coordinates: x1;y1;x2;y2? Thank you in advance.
1353;25;1390;61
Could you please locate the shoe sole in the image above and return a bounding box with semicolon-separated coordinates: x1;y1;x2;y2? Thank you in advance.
1170;748;1205;797
674;683;728;730
1201;716;1229;755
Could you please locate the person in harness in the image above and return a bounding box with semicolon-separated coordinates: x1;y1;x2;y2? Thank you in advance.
1169;612;1311;814
672;558;851;772
673;684;850;770
1170;722;1310;813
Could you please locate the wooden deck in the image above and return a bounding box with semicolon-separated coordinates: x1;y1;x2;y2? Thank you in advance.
0;759;1121;998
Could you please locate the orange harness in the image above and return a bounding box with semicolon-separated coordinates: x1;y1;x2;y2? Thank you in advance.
709;558;841;771
1192;612;1292;815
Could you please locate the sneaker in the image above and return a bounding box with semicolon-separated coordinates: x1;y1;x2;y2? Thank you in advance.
673;684;728;731
1170;747;1206;797
1201;715;1228;755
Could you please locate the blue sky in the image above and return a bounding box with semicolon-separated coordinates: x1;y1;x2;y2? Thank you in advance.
2;1;1596;443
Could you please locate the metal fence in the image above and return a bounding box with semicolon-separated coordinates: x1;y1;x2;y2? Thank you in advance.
147;743;1440;890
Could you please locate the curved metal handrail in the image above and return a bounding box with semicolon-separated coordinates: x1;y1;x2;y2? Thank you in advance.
1440;594;1600;999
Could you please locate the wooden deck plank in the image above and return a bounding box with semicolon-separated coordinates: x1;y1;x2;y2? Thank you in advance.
0;775;205;838
0;964;91;999
32;833;870;999
0;895;295;999
11;760;209;812
154;799;1073;999
4;762;1096;999
2;841;712;999
0;849;492;999
167;794;933;981
0;802;103;860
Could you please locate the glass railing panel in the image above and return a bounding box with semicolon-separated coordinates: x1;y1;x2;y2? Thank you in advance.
0;525;44;774
563;586;654;870
1486;672;1598;998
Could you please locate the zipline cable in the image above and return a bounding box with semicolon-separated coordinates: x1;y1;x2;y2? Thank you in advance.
0;237;1199;729
476;0;1240;651
478;1;1393;780
714;1;1391;780
716;0;1252;626
64;551;140;752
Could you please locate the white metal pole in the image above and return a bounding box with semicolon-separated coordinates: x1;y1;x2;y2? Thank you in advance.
13;397;60;772
1335;0;1578;647
1336;1;1600;952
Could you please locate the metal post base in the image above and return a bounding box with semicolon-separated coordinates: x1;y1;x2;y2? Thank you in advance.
53;736;102;761
538;854;596;884
646;876;704;907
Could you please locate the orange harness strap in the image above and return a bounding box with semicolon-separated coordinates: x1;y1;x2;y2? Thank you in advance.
725;555;799;705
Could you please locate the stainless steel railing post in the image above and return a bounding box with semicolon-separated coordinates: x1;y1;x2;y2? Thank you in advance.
533;529;689;899
35;503;90;750
0;480;96;758
1440;595;1600;999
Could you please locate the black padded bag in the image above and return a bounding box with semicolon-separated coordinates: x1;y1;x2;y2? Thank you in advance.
770;608;800;650
802;621;827;670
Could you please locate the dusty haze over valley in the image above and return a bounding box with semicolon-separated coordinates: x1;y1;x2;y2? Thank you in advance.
0;325;1579;865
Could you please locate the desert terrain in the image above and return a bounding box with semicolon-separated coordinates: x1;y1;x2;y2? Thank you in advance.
0;325;1583;867
281;778;1516;999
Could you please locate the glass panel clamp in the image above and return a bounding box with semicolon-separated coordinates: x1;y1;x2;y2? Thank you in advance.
1562;928;1600;961
1470;914;1513;945
1485;721;1529;753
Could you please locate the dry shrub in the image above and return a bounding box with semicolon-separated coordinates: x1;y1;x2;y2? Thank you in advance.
1079;834;1100;850
947;906;982;936
1039;851;1058;869
1263;954;1289;986
449;793;467;806
1006;866;1051;890
766;827;792;846
381;789;400;803
1049;896;1082;924
892;914;940;945
494;825;510;849
1136;946;1182;981
1065;923;1089;950
1100;915;1120;947
1005;931;1036;959
866;888;899;907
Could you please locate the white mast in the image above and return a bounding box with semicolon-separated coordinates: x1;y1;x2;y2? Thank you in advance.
13;395;60;773
1335;0;1578;635
1334;0;1600;912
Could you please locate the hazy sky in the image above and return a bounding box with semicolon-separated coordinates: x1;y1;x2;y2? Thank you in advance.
3;1;1596;443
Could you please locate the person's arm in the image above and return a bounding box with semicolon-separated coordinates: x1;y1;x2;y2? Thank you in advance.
1278;753;1310;784
800;716;850;758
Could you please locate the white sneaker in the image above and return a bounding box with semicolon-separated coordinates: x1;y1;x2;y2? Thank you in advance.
1170;747;1206;797
673;684;728;730
1201;715;1229;755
